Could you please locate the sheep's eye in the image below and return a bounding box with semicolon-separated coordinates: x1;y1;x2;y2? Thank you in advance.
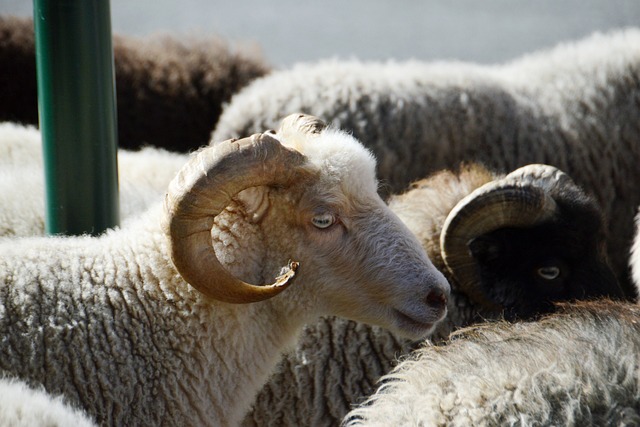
537;266;561;280
311;213;335;229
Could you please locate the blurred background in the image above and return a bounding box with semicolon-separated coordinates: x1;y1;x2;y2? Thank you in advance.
3;0;640;67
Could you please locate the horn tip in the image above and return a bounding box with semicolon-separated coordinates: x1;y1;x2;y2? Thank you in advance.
273;260;300;288
279;114;326;135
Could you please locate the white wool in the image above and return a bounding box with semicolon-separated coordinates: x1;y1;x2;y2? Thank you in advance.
281;126;379;196
0;122;42;167
0;378;96;427
0;121;188;237
343;301;640;427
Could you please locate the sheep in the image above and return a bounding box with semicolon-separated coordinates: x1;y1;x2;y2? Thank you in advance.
0;123;624;425
0;121;188;237
342;299;640;427
0;15;270;151
211;28;640;300
0;114;450;426
240;162;624;427
0;378;97;427
0;119;622;425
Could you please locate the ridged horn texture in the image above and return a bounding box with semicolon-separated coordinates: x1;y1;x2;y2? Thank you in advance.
163;125;311;304
278;113;327;135
440;164;571;310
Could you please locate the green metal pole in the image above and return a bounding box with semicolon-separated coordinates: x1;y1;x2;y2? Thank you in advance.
33;0;119;236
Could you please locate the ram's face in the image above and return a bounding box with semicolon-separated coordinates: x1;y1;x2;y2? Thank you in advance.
165;113;450;336
436;163;625;321
273;176;450;340
469;220;620;320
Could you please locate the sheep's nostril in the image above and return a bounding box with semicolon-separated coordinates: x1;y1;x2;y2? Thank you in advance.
425;288;447;311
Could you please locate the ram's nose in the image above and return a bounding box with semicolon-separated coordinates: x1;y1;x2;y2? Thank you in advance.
424;272;449;319
426;287;448;312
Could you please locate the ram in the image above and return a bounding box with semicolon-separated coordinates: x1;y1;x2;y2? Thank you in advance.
241;163;623;426
0;114;450;426
0;15;269;151
343;299;640;427
211;28;640;299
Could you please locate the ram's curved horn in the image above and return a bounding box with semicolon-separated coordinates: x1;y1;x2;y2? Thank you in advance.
440;164;572;309
163;124;312;304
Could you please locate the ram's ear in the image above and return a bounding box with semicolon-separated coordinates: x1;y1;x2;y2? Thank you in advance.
235;186;271;223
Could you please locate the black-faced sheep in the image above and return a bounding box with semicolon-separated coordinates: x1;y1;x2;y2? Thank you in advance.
0;115;450;426
211;28;640;299
342;299;640;427
241;162;623;426
0;15;270;151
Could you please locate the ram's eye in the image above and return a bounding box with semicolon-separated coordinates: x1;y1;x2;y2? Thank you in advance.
536;266;561;280
311;213;335;229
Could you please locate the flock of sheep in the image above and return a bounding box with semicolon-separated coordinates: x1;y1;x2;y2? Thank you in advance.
1;14;640;427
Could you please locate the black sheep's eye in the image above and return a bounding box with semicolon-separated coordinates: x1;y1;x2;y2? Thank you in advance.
536;266;561;280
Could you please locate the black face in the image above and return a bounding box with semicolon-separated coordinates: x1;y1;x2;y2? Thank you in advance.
468;213;623;321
